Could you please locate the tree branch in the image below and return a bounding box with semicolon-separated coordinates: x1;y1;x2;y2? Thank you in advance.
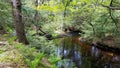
63;0;72;17
109;0;118;29
101;4;120;10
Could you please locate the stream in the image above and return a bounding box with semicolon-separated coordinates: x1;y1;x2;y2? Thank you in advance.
55;36;120;68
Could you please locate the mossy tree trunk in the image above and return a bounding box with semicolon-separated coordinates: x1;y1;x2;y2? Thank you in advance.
11;0;29;44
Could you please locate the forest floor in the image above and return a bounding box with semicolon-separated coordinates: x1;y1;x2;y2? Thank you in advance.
0;36;27;68
0;35;52;68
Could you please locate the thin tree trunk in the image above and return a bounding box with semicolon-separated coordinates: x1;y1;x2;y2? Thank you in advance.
11;0;29;44
34;0;46;35
34;0;39;34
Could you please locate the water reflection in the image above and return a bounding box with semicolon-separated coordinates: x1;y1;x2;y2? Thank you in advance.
57;36;120;68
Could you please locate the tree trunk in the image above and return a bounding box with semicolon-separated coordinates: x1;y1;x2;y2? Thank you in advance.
34;0;46;35
11;0;29;44
34;0;39;34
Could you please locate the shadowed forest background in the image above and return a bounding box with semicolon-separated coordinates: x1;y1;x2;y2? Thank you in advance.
0;0;120;68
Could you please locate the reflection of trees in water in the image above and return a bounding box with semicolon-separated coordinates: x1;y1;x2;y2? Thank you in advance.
57;37;83;68
57;37;120;68
91;46;120;68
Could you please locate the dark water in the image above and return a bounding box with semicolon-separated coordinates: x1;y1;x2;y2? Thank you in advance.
56;36;120;68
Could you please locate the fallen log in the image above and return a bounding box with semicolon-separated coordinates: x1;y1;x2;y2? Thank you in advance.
91;42;120;54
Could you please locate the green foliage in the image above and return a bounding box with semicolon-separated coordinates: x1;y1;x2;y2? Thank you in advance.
0;0;119;37
0;45;24;64
1;33;60;67
7;37;45;67
0;0;13;32
48;55;61;64
28;35;57;54
26;53;44;68
0;0;120;67
48;54;61;68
